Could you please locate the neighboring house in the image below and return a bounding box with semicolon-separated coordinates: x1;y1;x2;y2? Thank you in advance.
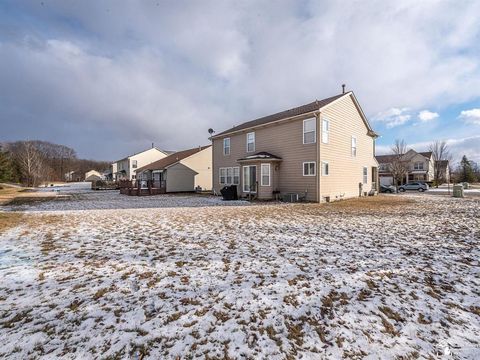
211;91;379;202
135;145;212;192
64;171;81;182
85;170;102;182
376;149;436;185
113;147;169;181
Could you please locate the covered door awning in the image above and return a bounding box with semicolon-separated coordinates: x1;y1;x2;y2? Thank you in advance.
237;152;282;163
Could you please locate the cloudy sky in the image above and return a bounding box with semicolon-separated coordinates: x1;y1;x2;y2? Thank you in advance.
1;1;479;164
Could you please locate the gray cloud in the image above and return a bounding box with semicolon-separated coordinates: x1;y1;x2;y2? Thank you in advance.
1;0;480;160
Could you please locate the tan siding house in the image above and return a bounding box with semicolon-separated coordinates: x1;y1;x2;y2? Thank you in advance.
211;92;378;202
135;146;212;192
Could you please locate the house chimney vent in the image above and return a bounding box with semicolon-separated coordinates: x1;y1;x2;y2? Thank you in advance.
342;84;346;94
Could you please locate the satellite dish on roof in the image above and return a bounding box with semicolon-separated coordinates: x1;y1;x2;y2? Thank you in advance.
208;128;215;135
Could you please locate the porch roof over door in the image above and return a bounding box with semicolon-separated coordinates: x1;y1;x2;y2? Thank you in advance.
237;151;282;163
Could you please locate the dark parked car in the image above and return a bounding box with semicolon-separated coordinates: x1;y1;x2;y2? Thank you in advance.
398;182;429;192
380;185;396;193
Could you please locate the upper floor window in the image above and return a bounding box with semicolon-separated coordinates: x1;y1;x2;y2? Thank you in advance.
303;161;316;176
351;136;357;157
223;138;231;155
322;119;329;143
246;132;255;152
363;167;368;184
132;160;137;168
379;164;389;171
303;118;316;144
413;162;424;170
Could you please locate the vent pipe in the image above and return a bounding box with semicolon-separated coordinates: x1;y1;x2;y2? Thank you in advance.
342;84;346;94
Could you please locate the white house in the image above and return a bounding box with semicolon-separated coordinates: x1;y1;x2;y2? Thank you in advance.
85;170;102;182
113;147;170;181
135;145;212;192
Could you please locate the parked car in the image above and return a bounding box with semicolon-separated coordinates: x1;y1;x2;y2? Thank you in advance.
380;185;396;193
398;182;429;192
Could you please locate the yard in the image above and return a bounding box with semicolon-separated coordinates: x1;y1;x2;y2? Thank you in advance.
0;190;479;359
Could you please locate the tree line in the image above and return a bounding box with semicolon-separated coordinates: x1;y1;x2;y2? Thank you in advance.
0;140;110;186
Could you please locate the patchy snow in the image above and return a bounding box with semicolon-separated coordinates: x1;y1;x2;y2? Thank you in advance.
4;188;251;212
0;194;479;358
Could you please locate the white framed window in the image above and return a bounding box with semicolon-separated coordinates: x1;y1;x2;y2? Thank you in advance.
261;163;271;186
233;167;240;185
243;165;257;193
322;119;329;144
413;162;424;170
303;118;316;144
226;167;233;184
351;136;357;157
132;160;138;168
363;167;368;184
303;161;316;176
219;168;227;184
220;167;240;185
246;132;255;152
321;161;329;176
223;138;231;155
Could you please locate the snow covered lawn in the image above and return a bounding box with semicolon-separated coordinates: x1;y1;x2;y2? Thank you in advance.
1;195;479;358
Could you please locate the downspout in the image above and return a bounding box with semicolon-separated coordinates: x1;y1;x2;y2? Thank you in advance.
316;111;321;203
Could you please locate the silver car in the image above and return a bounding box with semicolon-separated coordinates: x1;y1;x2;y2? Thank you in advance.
398;182;429;192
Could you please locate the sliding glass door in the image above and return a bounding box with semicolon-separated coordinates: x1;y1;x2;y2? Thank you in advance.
243;165;257;193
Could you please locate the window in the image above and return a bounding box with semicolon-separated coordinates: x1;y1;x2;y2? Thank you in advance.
223;138;231;155
379;164;389;171
243;165;257;193
321;161;329;176
363;167;368;184
413;162;424;170
261;163;270;186
303;162;316;176
322;119;329;143
351;136;357;157
219;168;227;184
303;118;316;144
132;160;137;168
219;167;240;185
246;132;255;152
233;167;240;185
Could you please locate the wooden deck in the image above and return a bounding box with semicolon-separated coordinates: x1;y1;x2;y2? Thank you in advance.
118;180;166;196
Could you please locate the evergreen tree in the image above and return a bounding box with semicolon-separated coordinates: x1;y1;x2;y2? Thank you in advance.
459;155;475;183
0;148;14;182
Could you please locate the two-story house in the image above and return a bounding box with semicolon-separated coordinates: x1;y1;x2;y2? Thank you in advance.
376;149;435;186
211;91;379;202
113;147;169;181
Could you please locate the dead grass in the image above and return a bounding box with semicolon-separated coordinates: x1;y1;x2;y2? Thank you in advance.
324;195;415;212
0;185;62;206
0;212;24;233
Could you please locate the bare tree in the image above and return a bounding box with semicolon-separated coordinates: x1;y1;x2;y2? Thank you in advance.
14;141;44;186
428;140;452;187
390;139;408;186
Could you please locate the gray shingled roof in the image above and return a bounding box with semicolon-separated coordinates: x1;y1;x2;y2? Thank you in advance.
135;145;211;173
214;93;346;137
